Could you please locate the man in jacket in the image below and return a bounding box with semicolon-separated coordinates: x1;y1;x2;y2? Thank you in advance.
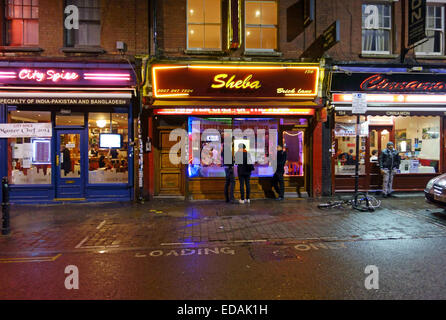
222;143;235;203
272;145;287;200
379;141;401;198
235;143;254;204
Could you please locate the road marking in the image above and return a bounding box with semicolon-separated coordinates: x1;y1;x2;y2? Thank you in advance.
294;242;347;251
161;242;195;246
136;247;236;258
233;240;267;243
96;220;106;230
0;253;61;263
75;236;89;248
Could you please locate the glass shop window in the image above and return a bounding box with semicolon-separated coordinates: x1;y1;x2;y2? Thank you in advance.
88;113;128;184
8;110;51;185
187;117;281;178
334;115;367;176
55;112;85;126
187;0;221;50
394;116;440;174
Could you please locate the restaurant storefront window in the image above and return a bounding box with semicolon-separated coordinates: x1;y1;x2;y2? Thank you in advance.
88;113;129;184
330;68;446;192
8;110;51;185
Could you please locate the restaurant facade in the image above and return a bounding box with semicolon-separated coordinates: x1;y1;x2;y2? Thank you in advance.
0;60;137;203
144;61;325;200
330;65;446;193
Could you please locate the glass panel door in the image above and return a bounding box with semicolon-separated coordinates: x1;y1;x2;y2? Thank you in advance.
56;130;84;199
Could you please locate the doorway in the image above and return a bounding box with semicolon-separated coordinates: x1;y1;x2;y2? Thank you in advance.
55;130;85;200
368;126;394;190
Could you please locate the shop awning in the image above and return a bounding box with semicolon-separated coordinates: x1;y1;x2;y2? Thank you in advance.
0;90;134;105
151;100;321;108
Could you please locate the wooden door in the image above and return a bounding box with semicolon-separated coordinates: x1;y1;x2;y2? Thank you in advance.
155;127;185;197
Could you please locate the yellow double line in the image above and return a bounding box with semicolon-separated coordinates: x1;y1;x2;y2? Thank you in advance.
0;253;61;264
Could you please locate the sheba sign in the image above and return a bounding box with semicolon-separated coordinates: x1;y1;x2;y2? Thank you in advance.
152;65;319;99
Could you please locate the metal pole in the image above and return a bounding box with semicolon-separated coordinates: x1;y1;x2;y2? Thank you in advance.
354;115;360;205
2;177;11;235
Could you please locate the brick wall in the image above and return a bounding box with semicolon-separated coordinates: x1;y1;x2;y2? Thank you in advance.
0;0;149;60
155;0;437;65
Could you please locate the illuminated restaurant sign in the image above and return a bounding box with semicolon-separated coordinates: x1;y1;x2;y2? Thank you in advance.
0;67;134;86
152;65;319;99
331;72;446;93
153;108;315;116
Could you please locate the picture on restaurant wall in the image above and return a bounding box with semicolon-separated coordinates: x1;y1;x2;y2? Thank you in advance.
395;129;407;140
397;139;411;153
422;127;439;139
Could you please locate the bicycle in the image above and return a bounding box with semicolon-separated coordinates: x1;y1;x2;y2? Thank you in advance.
317;192;381;212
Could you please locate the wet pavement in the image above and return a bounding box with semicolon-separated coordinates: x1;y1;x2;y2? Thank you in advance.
2;194;446;299
1;194;446;254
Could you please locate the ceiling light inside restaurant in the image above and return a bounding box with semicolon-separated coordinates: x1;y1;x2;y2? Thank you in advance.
96;119;107;128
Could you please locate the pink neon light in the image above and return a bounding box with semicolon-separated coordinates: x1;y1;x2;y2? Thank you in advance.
84;73;131;76
0;71;17;79
18;69;79;82
84;76;131;81
153;108;315;115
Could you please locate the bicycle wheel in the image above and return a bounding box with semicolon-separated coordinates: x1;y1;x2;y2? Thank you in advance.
317;201;342;209
365;195;381;209
353;193;374;212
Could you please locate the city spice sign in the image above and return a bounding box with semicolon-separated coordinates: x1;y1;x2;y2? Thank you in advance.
152;65;319;99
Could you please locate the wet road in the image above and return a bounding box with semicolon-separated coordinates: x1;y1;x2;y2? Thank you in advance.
1;196;446;300
1;236;446;299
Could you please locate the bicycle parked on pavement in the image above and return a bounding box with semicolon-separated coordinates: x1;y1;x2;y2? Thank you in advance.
317;192;381;212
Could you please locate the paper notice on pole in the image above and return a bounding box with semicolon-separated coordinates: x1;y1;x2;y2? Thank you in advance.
352;93;367;114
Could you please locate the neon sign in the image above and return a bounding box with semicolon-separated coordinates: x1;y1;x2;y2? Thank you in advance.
18;69;79;82
152;65;319;99
211;74;261;89
153;108;315;116
360;74;446;92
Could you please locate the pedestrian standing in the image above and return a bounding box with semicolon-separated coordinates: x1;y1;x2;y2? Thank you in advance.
272;145;287;200
379;141;401;198
222;143;235;203
235;143;254;204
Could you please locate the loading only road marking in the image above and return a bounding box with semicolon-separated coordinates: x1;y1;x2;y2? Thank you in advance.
0;253;62;264
294;242;347;251
135;247;236;258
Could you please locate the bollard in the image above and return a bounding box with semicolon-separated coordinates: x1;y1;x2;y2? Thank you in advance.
2;177;10;235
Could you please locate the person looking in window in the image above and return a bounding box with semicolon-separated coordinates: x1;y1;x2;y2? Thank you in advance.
379;142;401;198
235;144;254;204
